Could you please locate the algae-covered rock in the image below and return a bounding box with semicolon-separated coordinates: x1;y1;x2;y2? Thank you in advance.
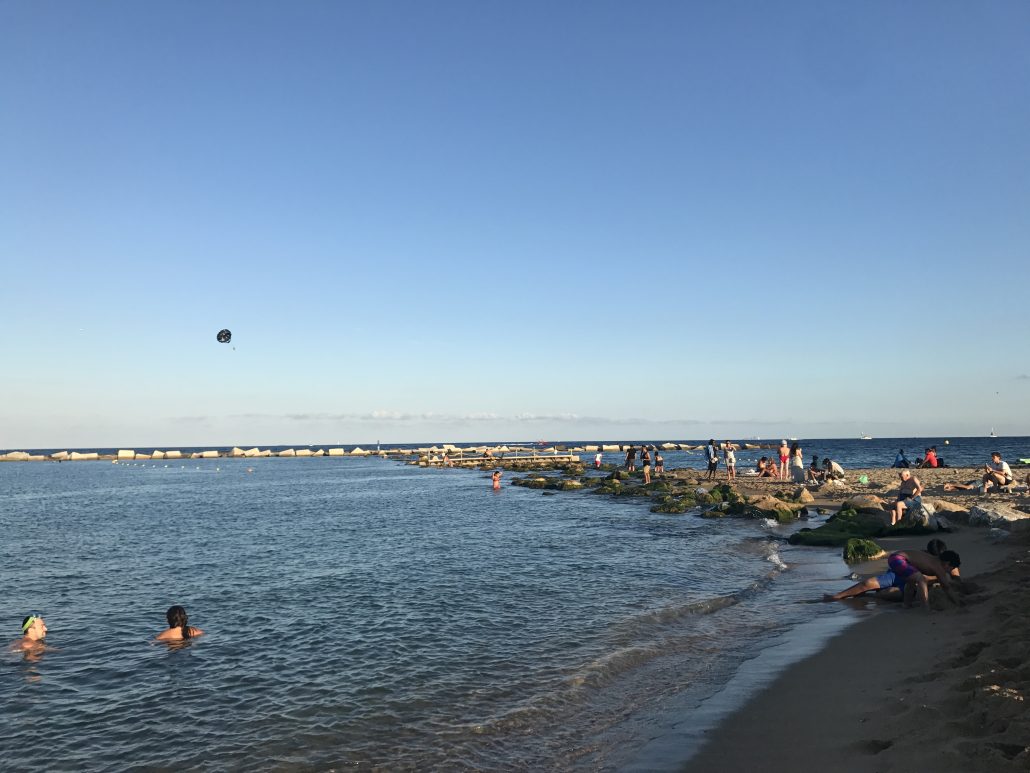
746;494;801;522
843;538;886;563
699;508;728;519
559;480;584;490
650;496;693;514
789;508;886;547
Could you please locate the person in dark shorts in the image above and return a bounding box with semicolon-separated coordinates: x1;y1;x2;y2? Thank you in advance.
705;439;719;481
625;446;636;472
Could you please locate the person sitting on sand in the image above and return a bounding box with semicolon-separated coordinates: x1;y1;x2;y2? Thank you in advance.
918;447;938;468
822;548;961;608
156;605;204;642
823;458;846;481
891;470;924;526
757;457;778;478
892;449;910;468
981;451;1014;493
807;455;825;483
10;614;48;651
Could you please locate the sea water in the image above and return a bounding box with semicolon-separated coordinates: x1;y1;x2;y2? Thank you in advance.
0;449;932;771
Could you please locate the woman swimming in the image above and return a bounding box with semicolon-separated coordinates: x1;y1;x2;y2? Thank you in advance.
156;605;204;641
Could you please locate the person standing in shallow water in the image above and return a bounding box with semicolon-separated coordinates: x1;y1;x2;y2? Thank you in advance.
491;470;502;490
156;606;203;642
625;446;636;472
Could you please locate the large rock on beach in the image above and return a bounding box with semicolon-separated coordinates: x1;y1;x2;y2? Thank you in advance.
794;487;815;504
843;495;887;514
969;503;1030;532
931;499;969;515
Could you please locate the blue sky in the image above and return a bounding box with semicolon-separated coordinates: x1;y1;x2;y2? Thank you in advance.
2;1;1028;448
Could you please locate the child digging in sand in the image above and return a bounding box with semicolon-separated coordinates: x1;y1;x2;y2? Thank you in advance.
822;548;961;609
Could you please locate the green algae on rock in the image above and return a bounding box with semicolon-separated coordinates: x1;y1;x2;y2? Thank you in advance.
843;538;886;563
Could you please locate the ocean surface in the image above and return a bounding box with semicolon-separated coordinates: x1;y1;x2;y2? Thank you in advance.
1;437;1026;771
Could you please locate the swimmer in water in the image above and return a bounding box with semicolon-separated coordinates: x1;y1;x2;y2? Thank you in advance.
492;470;502;490
11;614;48;651
156;605;204;642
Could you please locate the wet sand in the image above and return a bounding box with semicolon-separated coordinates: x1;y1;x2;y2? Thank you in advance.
682;528;1030;772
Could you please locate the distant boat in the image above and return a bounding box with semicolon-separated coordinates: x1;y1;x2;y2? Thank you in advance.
860;434;873;440
990;428;997;438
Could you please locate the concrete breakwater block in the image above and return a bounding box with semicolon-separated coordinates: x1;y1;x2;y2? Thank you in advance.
279;449;296;457
351;447;370;456
117;450;136;460
296;449;313;457
230;447;246;457
328;448;345;456
51;451;69;460
151;451;165;459
3;451;31;461
243;448;261;457
165;450;182;459
200;450;219;459
70;452;99;461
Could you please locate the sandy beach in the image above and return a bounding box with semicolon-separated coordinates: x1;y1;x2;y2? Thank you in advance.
683;527;1030;772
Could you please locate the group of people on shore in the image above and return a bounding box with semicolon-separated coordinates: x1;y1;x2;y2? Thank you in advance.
9;606;202;654
892;446;946;469
823;539;962;609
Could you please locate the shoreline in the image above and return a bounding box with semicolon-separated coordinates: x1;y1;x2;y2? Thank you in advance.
680;528;1030;772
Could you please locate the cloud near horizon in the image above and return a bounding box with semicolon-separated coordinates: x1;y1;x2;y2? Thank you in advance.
195;411;831;427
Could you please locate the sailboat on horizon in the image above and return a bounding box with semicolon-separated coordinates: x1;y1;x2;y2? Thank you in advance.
990;428;997;438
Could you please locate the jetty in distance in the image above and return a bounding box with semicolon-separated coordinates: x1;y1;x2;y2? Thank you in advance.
0;441;772;465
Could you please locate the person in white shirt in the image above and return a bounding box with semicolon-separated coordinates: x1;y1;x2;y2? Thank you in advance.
982;452;1014;492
